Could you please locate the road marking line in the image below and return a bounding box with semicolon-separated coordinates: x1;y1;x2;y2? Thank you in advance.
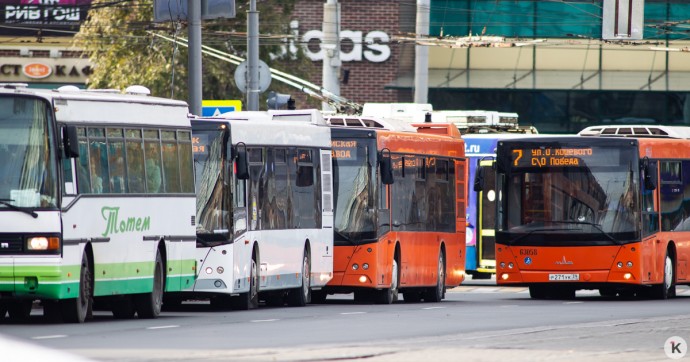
500;305;519;308
251;319;279;322
146;325;180;330
32;335;67;340
340;312;366;315
564;301;583;304
422;307;446;310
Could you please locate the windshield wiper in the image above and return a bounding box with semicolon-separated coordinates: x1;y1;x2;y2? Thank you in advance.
0;199;38;218
549;220;622;245
506;227;572;245
334;230;356;245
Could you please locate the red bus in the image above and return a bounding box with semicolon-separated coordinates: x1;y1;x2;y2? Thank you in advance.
491;125;690;299
315;118;466;303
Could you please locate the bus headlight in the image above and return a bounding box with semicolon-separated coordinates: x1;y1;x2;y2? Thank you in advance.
508;263;514;269
362;263;369;270
352;264;359;270
26;236;60;251
617;262;623;268
626;261;633;268
205;267;213;274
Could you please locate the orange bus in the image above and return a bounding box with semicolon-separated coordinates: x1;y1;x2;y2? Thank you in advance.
315;118;466;304
490;125;690;299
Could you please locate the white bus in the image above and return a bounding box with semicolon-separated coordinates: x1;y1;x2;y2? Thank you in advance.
0;84;197;323
181;109;333;309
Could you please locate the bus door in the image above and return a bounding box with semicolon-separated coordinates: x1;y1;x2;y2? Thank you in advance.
477;159;497;275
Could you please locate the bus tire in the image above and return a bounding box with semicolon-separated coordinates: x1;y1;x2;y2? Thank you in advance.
7;300;33;321
61;251;93;323
376;258;399;304
654;251;675;299
424;251;445;302
134;249;164;319
232;255;259;310
287;250;311;307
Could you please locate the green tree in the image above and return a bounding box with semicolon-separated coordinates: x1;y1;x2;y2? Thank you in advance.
74;0;316;109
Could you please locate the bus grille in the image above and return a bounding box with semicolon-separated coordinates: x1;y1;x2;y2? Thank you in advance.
0;237;22;253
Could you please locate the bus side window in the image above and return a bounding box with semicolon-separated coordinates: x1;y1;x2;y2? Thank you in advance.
178;131;195;193
76;128;91;193
107;128;126;194
144;130;162;193
126;129;145;193
88;128;110;194
162;131;181;193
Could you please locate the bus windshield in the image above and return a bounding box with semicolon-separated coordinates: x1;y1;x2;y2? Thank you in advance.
498;142;640;244
193;127;232;244
332;138;377;244
0;96;57;209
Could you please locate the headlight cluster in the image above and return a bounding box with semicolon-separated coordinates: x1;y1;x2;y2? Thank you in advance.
26;236;60;251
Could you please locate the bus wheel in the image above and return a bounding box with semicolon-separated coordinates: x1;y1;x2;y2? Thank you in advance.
134;249;164;319
424;251;445;302
376;259;399;304
62;251;93;323
654;251;675;299
287;251;311;307
7;300;33;321
111;296;136;319
233;256;259;310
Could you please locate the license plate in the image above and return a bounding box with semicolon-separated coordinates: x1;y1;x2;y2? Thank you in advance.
549;273;579;281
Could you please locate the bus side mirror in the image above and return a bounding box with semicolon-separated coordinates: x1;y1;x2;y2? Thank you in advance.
63;126;79;158
641;158;656;191
379;153;394;185
235;145;249;180
473;163;484;192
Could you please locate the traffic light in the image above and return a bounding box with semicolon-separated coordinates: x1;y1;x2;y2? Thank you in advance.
267;91;294;110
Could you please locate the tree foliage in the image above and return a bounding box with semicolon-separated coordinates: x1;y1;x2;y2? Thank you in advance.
74;0;316;109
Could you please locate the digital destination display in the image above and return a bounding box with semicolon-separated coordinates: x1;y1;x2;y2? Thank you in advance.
332;140;358;160
192;134;208;154
511;147;621;168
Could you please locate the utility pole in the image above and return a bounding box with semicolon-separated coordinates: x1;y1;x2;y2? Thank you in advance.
247;0;260;111
414;0;430;104
187;0;202;115
322;0;341;112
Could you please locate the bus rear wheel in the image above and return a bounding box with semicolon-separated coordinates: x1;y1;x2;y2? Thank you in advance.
233;256;259;310
134;249;164;319
653;251;675;299
424;251;445;302
287;251;311;307
61;251;93;323
376;259;399;304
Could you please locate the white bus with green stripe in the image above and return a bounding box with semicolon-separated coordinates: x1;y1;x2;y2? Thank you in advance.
0;84;196;323
182;110;333;309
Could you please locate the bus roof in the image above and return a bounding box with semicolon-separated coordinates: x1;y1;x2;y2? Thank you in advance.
579;125;690;139
192;110;331;148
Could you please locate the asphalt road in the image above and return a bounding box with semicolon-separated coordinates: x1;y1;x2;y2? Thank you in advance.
2;283;689;362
